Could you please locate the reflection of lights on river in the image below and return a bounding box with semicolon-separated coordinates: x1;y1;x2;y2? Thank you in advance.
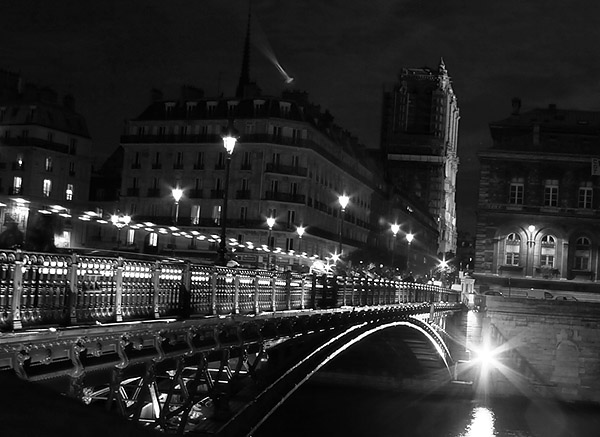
459;406;496;437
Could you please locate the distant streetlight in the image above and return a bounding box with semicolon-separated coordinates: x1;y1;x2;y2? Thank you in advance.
217;120;239;266
390;223;400;269
526;224;536;277
172;187;183;225
406;232;414;273
338;194;350;255
266;216;276;269
297;224;305;254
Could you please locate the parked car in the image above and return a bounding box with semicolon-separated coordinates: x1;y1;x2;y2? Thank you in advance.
526;289;554;299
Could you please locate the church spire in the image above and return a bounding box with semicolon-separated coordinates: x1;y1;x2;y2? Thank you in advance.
235;5;252;98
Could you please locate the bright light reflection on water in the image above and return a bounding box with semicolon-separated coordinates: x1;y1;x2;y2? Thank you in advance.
459;406;496;437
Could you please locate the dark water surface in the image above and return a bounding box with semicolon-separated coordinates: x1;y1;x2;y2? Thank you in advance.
254;383;600;437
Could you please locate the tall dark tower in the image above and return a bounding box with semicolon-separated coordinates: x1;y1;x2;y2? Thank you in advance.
235;6;261;98
381;58;460;256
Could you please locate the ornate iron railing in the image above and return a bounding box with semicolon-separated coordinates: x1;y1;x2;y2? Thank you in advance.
0;249;459;332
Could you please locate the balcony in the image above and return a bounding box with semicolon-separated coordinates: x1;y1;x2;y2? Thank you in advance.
126;188;140;197
236;190;251;199
265;163;307;177
151;163;162;170
8;186;22;195
211;189;224;199
173;163;184;170
147;188;161;197
193;163;204;170
264;191;306;204
11;163;24;171
188;189;203;199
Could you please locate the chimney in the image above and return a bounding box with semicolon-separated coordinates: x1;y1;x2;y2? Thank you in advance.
511;97;521;115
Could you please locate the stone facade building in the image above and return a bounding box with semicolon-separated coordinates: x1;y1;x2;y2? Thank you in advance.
475;99;600;294
380;59;460;257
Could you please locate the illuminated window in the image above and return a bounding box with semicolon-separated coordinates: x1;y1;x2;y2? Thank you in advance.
574;237;591;270
16;154;23;169
505;233;521;265
65;184;74;201
509;177;524;204
12;176;22;194
43;179;52;197
212;205;222;225
45;157;53;172
191;205;201;225
540;235;556;267
126;229;135;245
579;183;593;209
148;233;158;247
544;179;559;207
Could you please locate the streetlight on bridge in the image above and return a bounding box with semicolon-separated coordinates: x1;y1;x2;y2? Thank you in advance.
266;216;276;270
406;232;414;274
217;120;239;266
110;213;131;249
171;187;183;225
390;222;400;269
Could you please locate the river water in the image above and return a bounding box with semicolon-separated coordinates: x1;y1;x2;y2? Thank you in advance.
254;383;600;437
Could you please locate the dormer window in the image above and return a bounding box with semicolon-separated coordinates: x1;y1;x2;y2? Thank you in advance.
186;101;197;115
254;99;265;115
165;102;175;116
207;101;217;116
279;102;291;118
227;101;239;117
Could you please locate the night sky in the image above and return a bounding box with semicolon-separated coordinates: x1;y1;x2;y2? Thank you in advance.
2;0;600;233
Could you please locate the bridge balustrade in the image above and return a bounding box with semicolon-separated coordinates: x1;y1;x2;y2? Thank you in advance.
0;249;459;332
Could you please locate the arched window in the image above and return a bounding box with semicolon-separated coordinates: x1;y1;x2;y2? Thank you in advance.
540;235;556;267
505;233;521;265
574;237;591;270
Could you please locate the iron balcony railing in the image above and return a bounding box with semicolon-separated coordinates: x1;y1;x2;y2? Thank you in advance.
0;249;459;332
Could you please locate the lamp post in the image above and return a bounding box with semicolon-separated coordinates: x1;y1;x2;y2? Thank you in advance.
390;223;400;269
111;213;131;249
406;232;414;274
217;120;239;266
266;216;276;270
172;187;183;225
526;224;535;277
297;224;306;268
338;194;350;255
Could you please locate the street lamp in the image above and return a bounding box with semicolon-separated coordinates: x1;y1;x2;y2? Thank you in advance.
217;120;239;266
526;225;535;276
111;213;131;249
406;232;414;274
338;194;350;255
266;216;276;269
296;224;305;254
390;223;400;269
172;187;183;225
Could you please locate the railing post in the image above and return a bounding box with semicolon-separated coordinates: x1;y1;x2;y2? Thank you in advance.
11;250;24;330
179;261;191;318
68;253;79;325
253;273;260;315
270;272;276;312
300;274;306;310
211;267;218;315
233;271;240;315
115;257;124;322
309;274;317;309
152;261;161;319
285;271;292;311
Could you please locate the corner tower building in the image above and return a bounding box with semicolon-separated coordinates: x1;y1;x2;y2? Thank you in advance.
380;59;459;255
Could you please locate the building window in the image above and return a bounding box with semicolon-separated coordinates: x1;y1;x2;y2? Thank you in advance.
245;122;255;135
15;155;23;169
579;183;593;209
574;237;591;270
12;176;22;194
212;205;222;225
217;152;225;168
240;206;248;222
174;152;183;169
43;179;52;197
287;210;296;227
149;233;158;247
47;132;54;142
191;205;201;225
286;238;294;251
69;161;76;175
242;151;251;169
69;138;77;154
195;152;204;169
544;179;559;207
65;184;74;201
505;233;521;265
540;235;555;267
270;180;279;193
509;177;524;204
45;157;53;172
